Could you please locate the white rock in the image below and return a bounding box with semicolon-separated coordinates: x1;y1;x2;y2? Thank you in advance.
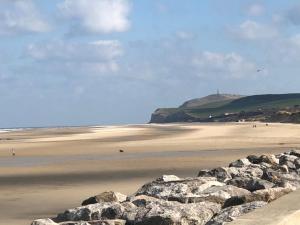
31;219;58;225
156;175;181;182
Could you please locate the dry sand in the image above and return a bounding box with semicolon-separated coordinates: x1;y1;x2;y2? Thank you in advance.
1;122;300;225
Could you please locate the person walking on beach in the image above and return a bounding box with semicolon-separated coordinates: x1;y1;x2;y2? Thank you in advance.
11;148;15;156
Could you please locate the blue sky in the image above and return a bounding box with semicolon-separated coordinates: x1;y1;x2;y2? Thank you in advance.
1;0;300;127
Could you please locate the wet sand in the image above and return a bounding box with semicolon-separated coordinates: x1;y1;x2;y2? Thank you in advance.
1;122;300;225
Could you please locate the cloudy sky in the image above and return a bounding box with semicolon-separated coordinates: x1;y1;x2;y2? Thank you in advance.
1;0;300;127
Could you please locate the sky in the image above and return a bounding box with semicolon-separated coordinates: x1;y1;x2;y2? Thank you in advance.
1;0;300;127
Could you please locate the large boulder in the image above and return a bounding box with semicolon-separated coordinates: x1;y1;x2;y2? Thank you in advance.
181;185;250;205
118;202;137;223
259;154;279;165
294;158;300;169
247;155;261;164
82;192;127;206
247;154;279;165
262;169;300;189
252;187;292;202
229;158;251;168
56;202;133;222
134;199;221;225
279;155;298;170
207;201;267;225
223;187;292;208
289;149;300;158
198;167;238;182
135;177;225;203
198;166;264;183
237;165;264;179
227;177;274;192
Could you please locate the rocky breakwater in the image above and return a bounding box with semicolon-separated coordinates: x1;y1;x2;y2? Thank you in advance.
31;150;300;225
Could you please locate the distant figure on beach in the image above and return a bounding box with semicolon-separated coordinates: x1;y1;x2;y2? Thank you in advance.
252;124;256;128
11;148;15;156
266;123;268;126
119;149;124;153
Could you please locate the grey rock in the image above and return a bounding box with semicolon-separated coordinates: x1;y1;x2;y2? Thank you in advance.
290;149;300;158
223;187;292;208
207;201;267;225
247;154;279;165
279;155;298;170
56;202;125;222
237;166;264;179
198;166;263;183
247;155;261;164
134;199;221;225
252;187;292;202
294;158;300;169
229;158;251;168
279;165;289;173
259;154;279;165
198;167;236;182
129;195;161;207
227;177;274;192
82;192;127;206
182;185;250;205
277;173;300;189
262;168;300;189
119;202;137;223
135;177;225;203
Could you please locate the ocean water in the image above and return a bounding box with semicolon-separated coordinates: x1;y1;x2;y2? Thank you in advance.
0;128;24;133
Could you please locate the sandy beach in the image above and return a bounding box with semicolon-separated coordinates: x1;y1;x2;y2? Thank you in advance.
1;122;300;225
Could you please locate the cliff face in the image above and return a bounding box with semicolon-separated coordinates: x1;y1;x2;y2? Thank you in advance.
149;93;300;123
150;109;196;123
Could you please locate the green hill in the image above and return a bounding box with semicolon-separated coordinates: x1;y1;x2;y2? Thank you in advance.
150;93;300;123
179;94;243;108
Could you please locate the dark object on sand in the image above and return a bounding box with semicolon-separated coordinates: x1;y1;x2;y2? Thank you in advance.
119;149;124;153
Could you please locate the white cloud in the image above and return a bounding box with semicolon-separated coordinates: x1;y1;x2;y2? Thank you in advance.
247;3;265;16
289;34;300;47
0;0;49;35
127;38;260;81
26;40;123;74
274;34;300;63
58;0;130;34
192;51;258;78
176;31;196;40
232;20;278;40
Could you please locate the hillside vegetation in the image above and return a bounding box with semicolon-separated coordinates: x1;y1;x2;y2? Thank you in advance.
150;93;300;123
